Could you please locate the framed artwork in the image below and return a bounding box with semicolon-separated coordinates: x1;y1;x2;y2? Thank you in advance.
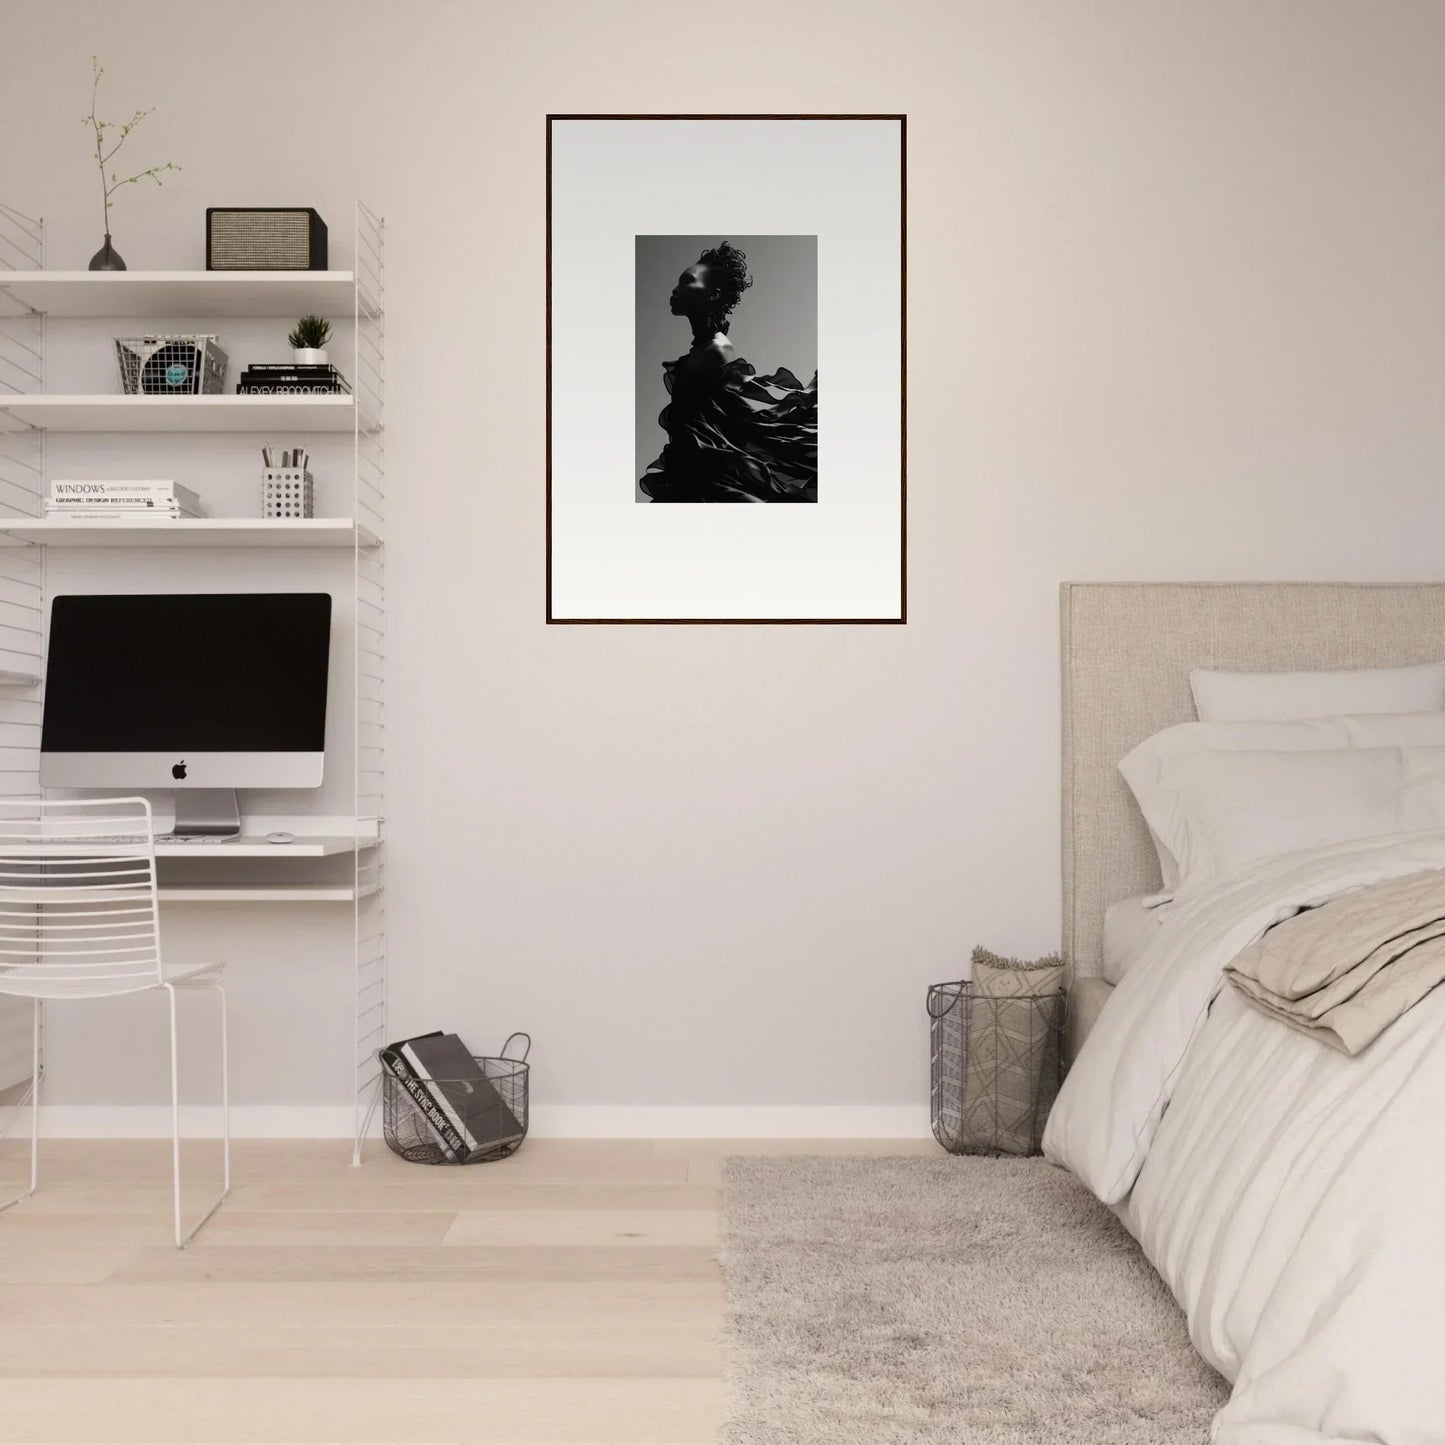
547;115;906;624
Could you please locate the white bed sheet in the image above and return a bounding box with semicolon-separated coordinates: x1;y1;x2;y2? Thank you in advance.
1046;832;1445;1444
1127;984;1445;1443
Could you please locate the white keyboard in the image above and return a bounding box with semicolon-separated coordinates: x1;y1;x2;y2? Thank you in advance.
61;834;240;846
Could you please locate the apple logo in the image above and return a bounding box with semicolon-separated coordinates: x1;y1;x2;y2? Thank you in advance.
172;761;187;781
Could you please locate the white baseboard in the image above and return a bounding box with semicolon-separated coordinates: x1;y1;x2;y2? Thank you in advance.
1;1104;932;1140
531;1105;932;1138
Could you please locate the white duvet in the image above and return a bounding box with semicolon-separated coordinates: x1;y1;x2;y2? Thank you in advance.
1044;832;1445;1445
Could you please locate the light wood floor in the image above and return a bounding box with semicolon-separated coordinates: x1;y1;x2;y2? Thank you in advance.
0;1137;936;1444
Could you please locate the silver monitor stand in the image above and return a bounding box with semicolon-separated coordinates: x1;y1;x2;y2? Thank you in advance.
171;789;242;838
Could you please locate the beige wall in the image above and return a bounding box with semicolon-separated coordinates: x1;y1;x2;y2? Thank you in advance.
5;1;1444;1128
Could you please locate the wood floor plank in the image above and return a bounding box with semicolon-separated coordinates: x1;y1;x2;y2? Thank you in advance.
0;1377;725;1444
0;1248;131;1284
235;1182;722;1213
0;1185;206;1216
0;1324;722;1379
0;1279;724;1329
4;1181;718;1214
652;1139;936;1157
109;1243;720;1285
676;1137;934;1185
443;1209;718;1248
0;1210;456;1247
0;1140;682;1186
198;1209;457;1247
0;1141;249;1186
425;1148;689;1185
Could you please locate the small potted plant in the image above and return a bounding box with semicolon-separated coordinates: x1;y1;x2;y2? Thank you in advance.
288;315;332;366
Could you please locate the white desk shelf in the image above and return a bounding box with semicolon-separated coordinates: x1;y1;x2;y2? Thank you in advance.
156;835;369;858
0;270;374;319
158;882;380;903
0;836;371;860
0;394;358;433
0;518;379;549
0;199;387;1163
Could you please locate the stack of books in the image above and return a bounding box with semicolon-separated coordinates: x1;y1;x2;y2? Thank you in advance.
236;363;351;396
47;480;203;519
381;1031;526;1163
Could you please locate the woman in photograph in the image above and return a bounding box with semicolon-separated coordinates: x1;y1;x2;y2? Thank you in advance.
639;241;818;503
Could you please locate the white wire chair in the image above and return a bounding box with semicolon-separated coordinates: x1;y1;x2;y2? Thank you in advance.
0;797;229;1247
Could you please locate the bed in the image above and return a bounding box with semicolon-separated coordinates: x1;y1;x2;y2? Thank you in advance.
1046;581;1445;1445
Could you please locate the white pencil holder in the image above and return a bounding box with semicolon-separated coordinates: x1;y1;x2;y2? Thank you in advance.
262;468;314;519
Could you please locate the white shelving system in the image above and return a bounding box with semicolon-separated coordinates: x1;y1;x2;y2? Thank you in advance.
0;199;387;1158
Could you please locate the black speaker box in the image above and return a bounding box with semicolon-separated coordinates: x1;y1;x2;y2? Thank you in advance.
206;208;328;271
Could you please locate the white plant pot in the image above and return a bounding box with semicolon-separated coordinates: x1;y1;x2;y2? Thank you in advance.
294;348;328;365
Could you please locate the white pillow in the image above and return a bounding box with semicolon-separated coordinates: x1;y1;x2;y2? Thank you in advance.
1400;746;1445;829
1101;895;1168;984
1190;661;1445;722
1121;712;1445;895
1122;743;1445;901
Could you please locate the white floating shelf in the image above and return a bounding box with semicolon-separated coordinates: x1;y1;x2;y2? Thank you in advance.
0;270;372;319
0;394;358;433
0;835;366;861
158;882;379;903
155;835;367;859
0;517;378;549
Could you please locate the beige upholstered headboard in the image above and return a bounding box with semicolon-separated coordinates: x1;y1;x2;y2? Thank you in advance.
1061;582;1445;979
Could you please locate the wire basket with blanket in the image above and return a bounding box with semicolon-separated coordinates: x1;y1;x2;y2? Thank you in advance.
928;948;1065;1156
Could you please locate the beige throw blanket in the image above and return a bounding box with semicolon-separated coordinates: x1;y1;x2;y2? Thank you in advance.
960;948;1065;1155
1225;867;1445;1054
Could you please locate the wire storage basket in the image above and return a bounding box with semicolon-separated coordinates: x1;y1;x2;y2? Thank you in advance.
115;334;229;395
382;1033;530;1165
928;981;1064;1157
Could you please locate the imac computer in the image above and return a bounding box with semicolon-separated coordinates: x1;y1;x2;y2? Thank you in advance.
40;593;332;837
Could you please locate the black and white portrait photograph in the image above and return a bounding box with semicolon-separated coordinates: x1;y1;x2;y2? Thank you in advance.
635;236;818;504
548;115;904;622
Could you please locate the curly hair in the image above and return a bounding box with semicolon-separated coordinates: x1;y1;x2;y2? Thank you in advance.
698;240;753;332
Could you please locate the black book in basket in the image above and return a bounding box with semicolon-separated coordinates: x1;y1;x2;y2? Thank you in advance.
406;1033;524;1157
379;1033;464;1161
382;1033;530;1165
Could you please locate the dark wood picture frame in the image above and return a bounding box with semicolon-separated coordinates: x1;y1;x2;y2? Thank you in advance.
546;114;907;625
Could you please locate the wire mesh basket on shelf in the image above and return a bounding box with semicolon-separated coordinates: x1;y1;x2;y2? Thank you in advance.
928;980;1064;1157
382;1033;530;1165
115;334;229;395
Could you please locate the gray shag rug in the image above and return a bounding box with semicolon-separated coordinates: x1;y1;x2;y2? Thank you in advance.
720;1156;1229;1444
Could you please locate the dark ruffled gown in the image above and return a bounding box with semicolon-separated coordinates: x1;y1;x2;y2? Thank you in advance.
639;352;818;503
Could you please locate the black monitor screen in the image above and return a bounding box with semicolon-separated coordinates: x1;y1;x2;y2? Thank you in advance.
42;593;332;753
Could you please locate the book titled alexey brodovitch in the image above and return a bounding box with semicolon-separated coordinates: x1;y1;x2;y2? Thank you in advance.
237;363;351;396
381;1031;526;1163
